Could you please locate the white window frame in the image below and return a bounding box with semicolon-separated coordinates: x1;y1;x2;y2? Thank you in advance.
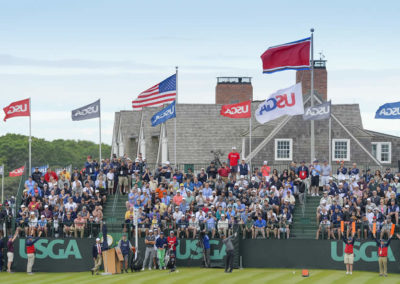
332;139;350;161
372;142;392;164
274;139;293;161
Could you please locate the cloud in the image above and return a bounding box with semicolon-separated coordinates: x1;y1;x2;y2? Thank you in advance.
0;54;164;70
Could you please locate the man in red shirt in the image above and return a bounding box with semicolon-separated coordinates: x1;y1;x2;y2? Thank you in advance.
342;232;355;275
227;147;240;175
218;162;231;183
167;231;178;272
44;168;58;182
261;161;271;181
375;233;393;277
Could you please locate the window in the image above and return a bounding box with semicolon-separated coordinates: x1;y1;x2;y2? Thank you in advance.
275;139;293;161
372;142;391;163
332;139;350;161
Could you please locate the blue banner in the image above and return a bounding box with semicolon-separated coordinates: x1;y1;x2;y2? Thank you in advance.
151;101;176;126
375;102;400;119
31;165;49;174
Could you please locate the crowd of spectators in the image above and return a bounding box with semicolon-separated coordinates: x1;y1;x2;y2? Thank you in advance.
13;155;108;238
314;161;400;240
2;149;399;243
122;147;305;240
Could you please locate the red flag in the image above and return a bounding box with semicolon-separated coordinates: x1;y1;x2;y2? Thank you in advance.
220;100;251;119
3;98;30;122
261;37;310;74
9;166;25;177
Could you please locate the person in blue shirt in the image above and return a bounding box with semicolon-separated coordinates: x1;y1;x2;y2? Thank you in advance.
156;231;167;270
200;231;211;268
25;176;36;193
310;160;321;196
253;216;266;238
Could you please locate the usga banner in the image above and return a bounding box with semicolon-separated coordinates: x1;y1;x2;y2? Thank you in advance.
220;100;251;119
9;165;25;177
375;101;400;119
71;99;100;121
255;83;304;124
151;100;176;127
303;101;331;121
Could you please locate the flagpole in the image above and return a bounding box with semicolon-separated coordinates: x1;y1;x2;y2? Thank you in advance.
249;114;252;173
310;28;315;163
99;99;102;163
1;165;4;203
174;66;178;168
328;112;332;166
29;97;32;175
137;110;144;158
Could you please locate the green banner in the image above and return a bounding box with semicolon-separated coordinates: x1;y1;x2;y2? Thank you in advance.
240;239;400;273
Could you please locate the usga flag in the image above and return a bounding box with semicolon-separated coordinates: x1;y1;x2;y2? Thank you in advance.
220;100;251;119
9;165;25;177
261;37;311;74
255;83;304;124
3;98;30;122
375;102;400;119
151;100;176;127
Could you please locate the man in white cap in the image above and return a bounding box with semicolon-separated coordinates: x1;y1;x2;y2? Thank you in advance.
91;237;103;275
227;146;240;177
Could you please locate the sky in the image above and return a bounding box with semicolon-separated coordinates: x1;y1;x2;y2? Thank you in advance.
0;0;399;145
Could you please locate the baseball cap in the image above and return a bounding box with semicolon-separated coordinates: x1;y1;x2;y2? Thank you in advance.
96;238;100;241
180;183;184;186
232;146;236;150
240;175;244;179
263;161;268;165
251;177;256;181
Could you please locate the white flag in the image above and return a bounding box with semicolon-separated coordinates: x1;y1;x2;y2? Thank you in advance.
255;83;304;124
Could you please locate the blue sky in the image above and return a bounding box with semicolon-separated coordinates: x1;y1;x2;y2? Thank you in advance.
0;0;399;143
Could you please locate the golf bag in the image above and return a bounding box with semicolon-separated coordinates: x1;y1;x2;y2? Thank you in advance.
165;249;176;272
130;250;143;272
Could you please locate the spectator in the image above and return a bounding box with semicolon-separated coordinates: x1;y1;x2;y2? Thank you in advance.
227;146;240;175
44;168;58;182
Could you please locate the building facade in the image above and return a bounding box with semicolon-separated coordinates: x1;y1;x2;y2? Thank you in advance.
112;62;400;171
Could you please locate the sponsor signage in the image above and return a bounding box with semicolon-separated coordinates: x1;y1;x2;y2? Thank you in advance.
151;100;176;127
303;101;331;121
3;98;30;121
71;100;100;121
9;165;25;177
220;100;251;119
375;101;400;119
255;83;304;124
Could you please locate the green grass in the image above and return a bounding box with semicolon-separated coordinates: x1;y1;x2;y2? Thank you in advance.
3;268;400;284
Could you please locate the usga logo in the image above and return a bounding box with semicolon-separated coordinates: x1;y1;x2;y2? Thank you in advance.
379;107;400;116
74;105;99;117
7;103;28;114
304;105;330;116
331;241;395;262
258;93;296;114
19;239;82;259
224;105;249;115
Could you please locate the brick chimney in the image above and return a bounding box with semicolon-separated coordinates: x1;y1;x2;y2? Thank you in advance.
215;77;253;104
296;60;327;101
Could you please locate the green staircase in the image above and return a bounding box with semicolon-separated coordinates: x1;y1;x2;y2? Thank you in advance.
103;194;127;229
291;196;321;239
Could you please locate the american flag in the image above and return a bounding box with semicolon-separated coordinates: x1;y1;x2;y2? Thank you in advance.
132;74;176;110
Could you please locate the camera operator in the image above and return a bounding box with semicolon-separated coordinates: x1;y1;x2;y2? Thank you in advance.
200;231;211;268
